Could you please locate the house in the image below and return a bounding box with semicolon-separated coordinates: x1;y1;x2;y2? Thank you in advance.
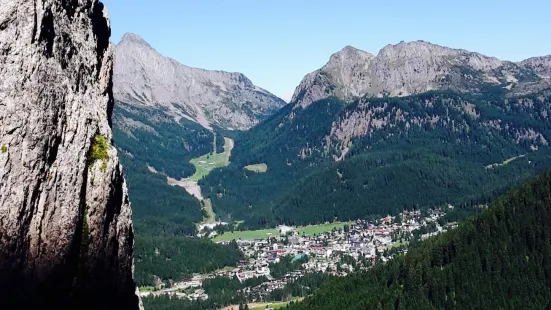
279;225;295;235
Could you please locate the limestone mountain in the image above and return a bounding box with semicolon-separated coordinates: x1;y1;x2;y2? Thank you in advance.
0;1;140;309
113;33;286;131
292;41;551;108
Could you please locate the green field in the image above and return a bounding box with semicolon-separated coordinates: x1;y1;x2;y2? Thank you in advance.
188;136;233;181
250;302;288;310
297;222;353;235
213;227;280;242
138;286;155;292
486;154;526;169
213;222;353;242
250;298;304;310
244;163;268;173
387;239;409;250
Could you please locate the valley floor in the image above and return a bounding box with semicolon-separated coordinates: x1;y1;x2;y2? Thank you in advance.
212;222;353;242
223;298;304;310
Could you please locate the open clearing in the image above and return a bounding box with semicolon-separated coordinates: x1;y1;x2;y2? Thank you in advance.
213;222;353;242
167;136;233;196
244;163;268;173
188;136;234;181
213;228;280;242
486;154;526;169
224;298;304;310
297;222;353;235
250;301;297;310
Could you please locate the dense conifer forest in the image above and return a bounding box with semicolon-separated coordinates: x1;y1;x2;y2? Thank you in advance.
134;237;243;286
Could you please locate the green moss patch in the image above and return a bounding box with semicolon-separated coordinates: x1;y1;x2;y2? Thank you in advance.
1;145;7;153
89;135;109;171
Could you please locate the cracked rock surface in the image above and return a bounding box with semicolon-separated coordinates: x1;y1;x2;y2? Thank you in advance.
0;1;140;309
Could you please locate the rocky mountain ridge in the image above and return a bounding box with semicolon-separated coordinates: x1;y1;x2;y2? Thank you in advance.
113;33;286;130
292;40;551;108
0;1;140;308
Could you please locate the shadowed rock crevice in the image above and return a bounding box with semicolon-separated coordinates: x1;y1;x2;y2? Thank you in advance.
61;0;79;19
91;2;110;79
38;8;55;57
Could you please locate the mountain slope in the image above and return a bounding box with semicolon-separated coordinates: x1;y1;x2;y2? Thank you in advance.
292;41;550;108
288;171;551;310
0;1;139;308
201;90;551;228
114;33;286;130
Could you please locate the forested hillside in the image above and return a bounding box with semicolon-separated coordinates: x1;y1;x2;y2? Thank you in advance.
287;171;551;310
201;90;551;228
134;236;243;286
113;103;222;235
113;104;243;285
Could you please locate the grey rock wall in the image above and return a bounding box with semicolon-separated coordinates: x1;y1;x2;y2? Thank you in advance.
0;1;139;309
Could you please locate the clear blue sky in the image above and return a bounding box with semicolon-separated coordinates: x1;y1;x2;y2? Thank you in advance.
102;0;550;102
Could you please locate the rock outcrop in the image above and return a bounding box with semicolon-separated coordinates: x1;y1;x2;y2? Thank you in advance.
0;1;139;309
292;41;551;108
114;33;286;130
520;55;551;78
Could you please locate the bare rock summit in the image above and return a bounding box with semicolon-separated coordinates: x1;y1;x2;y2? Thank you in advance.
114;33;286;130
292;41;551;108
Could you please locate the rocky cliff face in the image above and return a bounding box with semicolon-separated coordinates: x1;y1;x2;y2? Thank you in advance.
114;33;286;130
520;55;551;78
292;41;550;108
0;1;140;309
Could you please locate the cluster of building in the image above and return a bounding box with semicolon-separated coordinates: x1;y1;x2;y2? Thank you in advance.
145;207;455;301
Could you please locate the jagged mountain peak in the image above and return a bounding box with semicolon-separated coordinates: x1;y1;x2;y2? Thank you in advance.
292;40;549;108
120;32;150;45
331;45;374;58
291;45;375;105
326;45;375;69
113;35;285;130
378;40;503;72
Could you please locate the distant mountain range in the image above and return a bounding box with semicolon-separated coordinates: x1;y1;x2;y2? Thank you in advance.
113;33;286;131
199;41;551;230
292;41;551;108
